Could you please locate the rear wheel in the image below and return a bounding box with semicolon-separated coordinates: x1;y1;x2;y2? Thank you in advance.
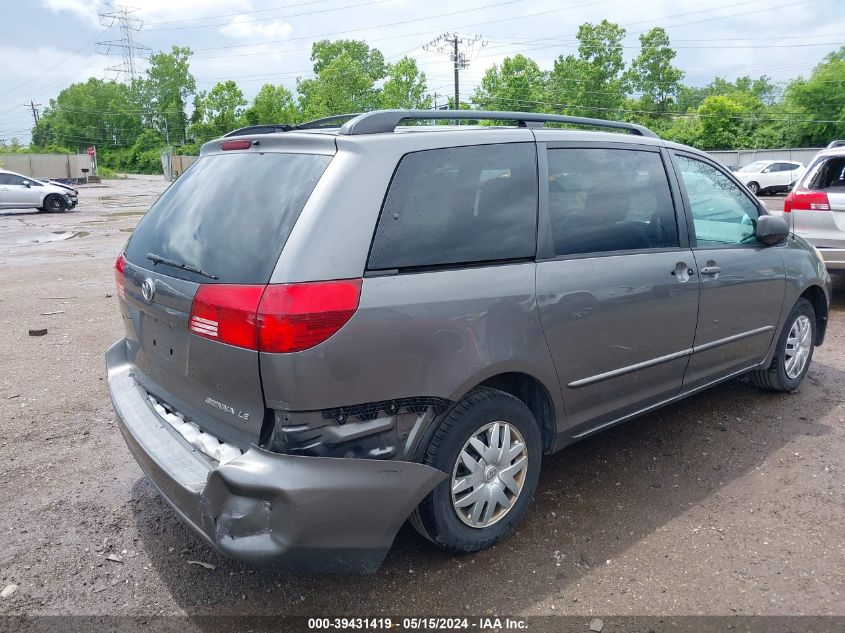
750;298;815;392
747;181;760;195
410;388;542;553
42;194;67;213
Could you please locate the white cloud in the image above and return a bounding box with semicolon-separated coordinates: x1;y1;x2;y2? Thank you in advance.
219;15;293;40
39;0;101;27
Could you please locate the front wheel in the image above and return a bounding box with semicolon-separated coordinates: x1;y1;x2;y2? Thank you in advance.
42;194;67;213
410;388;542;553
750;298;815;392
747;181;760;195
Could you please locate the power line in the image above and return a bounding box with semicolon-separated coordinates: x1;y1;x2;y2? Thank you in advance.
24;101;41;126
96;2;151;82
424;33;486;109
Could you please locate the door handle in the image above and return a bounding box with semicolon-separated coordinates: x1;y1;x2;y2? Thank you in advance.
700;265;722;276
671;262;696;282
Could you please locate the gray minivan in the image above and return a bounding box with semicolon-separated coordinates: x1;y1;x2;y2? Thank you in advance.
107;110;831;572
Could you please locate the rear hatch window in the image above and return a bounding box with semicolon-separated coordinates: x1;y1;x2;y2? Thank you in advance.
125;152;332;283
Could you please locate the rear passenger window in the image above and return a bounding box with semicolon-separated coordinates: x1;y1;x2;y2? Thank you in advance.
546;148;679;257
368;143;537;270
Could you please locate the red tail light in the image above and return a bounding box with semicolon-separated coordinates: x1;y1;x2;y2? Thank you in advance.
784;189;830;213
115;253;126;299
257;279;362;353
189;285;265;349
188;279;362;353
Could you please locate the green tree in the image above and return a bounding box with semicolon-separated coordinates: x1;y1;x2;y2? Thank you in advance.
472;54;546;112
547;20;627;119
189;80;247;140
31;78;142;150
784;46;845;146
298;40;386;118
697;95;751;149
140;46;195;144
242;83;301;125
626;27;684;111
380;57;430;109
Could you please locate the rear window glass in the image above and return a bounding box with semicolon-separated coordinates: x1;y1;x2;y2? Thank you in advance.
808;156;845;190
125;152;331;284
547;148;679;256
368;143;537;270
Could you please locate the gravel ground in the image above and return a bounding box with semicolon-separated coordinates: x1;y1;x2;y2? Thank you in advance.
0;178;843;619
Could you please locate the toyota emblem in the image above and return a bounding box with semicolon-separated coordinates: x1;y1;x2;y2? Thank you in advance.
141;278;155;302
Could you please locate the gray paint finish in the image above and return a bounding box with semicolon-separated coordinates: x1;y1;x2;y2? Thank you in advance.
537;251;699;432
260;263;563;423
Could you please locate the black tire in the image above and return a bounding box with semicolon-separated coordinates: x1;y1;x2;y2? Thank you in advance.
747;181;760;195
410;388;542;553
42;194;67;213
750;298;815;392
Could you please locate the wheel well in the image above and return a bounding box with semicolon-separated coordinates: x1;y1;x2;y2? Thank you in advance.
800;285;828;345
478;372;556;452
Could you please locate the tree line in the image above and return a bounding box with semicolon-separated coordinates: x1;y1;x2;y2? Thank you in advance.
12;20;845;174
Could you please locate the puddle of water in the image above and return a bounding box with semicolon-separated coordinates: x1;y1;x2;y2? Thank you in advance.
120;228;134;232
107;211;146;217
20;230;89;244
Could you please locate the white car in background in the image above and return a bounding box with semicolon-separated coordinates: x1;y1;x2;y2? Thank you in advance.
0;169;76;212
784;145;845;270
735;160;805;195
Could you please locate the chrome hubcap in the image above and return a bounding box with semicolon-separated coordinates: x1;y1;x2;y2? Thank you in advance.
784;314;812;379
451;421;528;529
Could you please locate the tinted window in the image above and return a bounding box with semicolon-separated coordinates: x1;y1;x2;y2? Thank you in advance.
676;155;760;247
809;156;845;190
547;148;679;257
368;143;537;270
125;152;331;284
2;174;27;186
0;174;11;185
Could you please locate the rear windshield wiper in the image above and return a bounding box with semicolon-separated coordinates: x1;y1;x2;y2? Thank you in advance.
147;253;219;280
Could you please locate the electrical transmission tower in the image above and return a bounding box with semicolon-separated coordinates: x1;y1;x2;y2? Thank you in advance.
96;3;151;82
423;33;486;110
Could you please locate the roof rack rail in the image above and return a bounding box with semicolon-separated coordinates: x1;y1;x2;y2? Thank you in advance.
827;139;845;149
223;113;363;138
338;109;658;138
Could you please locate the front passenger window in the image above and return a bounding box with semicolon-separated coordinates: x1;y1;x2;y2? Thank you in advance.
676;155;760;247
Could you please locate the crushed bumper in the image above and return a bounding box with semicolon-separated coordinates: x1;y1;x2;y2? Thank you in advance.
106;340;447;573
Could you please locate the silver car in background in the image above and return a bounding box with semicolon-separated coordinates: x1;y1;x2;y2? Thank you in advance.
784;145;845;270
0;169;75;212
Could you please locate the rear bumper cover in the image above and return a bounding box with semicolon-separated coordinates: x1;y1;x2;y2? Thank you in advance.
816;247;845;270
106;339;446;573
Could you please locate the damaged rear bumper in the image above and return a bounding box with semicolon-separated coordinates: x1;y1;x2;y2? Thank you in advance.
106;340;446;573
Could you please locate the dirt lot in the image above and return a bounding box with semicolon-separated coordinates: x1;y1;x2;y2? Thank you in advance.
0;178;843;620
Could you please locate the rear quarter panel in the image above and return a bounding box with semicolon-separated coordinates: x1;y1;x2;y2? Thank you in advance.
259;263;564;430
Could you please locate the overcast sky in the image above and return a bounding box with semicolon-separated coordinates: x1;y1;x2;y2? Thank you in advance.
1;0;844;143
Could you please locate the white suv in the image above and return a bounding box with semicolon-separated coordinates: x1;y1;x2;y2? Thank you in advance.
0;169;75;212
784;146;845;270
735;160;805;195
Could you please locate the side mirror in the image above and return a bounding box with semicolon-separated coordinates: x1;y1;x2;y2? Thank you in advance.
756;214;789;246
23;181;31;188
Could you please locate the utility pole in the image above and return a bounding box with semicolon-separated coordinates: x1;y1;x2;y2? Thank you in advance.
24;101;41;125
423;33;486;111
96;2;151;82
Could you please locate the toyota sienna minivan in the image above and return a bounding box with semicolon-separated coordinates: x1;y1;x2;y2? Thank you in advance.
107;110;831;572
